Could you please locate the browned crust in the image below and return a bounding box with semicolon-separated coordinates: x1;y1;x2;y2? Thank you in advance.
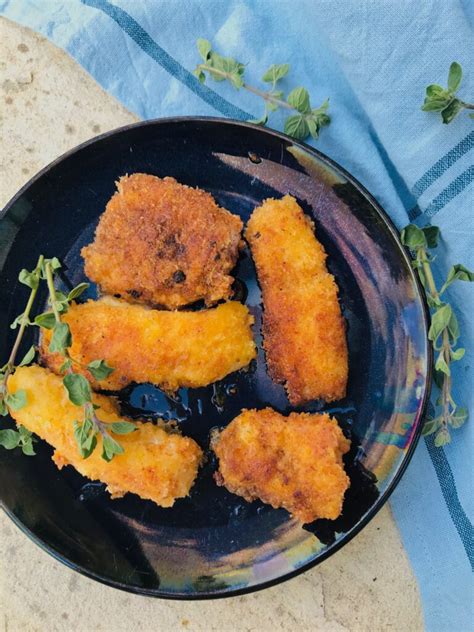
81;173;243;309
40;297;256;392
245;195;348;405
213;408;350;523
8;366;203;508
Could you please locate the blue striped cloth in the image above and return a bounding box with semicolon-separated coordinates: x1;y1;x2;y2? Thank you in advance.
2;1;473;629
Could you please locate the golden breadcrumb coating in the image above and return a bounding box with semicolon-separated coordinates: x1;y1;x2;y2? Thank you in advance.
246;195;348;405
81;173;243;309
40;297;256;392
7;366;202;507
213;408;350;523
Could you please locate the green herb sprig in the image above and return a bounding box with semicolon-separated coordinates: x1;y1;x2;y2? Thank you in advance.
401;225;473;446
422;62;474;124
194;39;330;141
42;260;136;461
0;256;136;460
0;255;44;454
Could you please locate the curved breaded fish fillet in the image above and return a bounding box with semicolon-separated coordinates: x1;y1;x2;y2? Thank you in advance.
40;298;256;391
81;174;243;308
213;408;350;523
7;366;203;507
246;196;348;405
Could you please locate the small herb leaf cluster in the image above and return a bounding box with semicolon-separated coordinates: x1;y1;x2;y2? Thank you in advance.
194;39;330;141
422;62;474;124
0;256;136;461
0;255;45;453
401;224;473;446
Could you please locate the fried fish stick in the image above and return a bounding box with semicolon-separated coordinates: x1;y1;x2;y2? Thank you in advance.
213;408;350;523
82;174;243;309
7;366;203;507
246;196;348;405
41;298;256;391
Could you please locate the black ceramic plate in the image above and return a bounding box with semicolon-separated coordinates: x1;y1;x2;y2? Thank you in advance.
0;118;430;598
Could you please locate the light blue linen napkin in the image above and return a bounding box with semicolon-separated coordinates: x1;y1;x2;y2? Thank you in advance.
1;1;473;630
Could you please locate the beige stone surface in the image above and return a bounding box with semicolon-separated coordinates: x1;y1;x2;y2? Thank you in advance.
0;17;424;632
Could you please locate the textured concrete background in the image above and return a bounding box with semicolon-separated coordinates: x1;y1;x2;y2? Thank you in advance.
0;17;423;632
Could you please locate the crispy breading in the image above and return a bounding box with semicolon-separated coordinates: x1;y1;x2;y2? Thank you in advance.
40;297;256;391
213;408;350;523
246;196;348;405
7;365;203;507
81;173;243;309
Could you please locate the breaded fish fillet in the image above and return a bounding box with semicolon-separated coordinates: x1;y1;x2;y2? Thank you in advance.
213;408;350;523
246;196;348;405
81;174;243;309
40;297;256;391
7;366;202;507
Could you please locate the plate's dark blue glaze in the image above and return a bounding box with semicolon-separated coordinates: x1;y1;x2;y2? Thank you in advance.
0;118;430;598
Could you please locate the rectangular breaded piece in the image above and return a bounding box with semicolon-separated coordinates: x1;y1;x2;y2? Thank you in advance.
246;196;348;405
81;174;243;309
213;408;350;523
40;298;256;392
7;366;203;507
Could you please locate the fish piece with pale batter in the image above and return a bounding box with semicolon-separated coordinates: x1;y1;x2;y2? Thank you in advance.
212;408;350;523
246;195;348;405
7;365;203;508
40;297;256;392
81;173;243;309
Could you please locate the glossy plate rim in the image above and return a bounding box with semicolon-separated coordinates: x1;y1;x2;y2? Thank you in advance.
0;116;432;599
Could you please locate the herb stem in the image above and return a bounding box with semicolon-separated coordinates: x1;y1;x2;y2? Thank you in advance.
197;63;294;110
419;248;438;298
84;402;107;436
459;101;474;110
419;246;454;433
1;255;44;389
44;262;61;323
244;83;293;110
44;265;115;448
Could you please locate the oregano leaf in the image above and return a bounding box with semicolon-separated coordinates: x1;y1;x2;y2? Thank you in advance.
422;417;440;436
421;226;440;248
0;429;21;449
447;62;462;93
102;434;124;462
400;224;426;249
110;421;137;435
451;347;465;361
287;87;311;113
67;283;90;301
197;38;211;62
63;373;92;406
284;114;309;140
447;310;460;342
18;268;39;290
34;312;56;329
425;84;446;98
262;63;289;83
428;304;452;342
193;68;206;84
18;346;35;366
5;390;27;411
434;427;451;447
441;99;463;124
435;353;450;376
450;407;468;429
306;117;319;139
49;322;72;354
440;264;474;294
87;359;114;381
